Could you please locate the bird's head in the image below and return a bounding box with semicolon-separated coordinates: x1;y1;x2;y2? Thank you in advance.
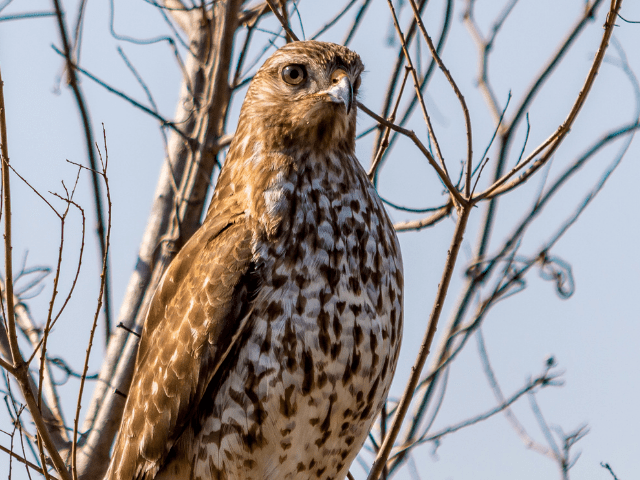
235;40;364;155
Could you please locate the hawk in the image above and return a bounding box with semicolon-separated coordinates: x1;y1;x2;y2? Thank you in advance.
105;40;403;480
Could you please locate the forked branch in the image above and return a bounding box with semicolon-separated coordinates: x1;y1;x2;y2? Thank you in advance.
0;65;72;480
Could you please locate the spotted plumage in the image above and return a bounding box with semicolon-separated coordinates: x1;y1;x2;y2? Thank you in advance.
105;40;403;480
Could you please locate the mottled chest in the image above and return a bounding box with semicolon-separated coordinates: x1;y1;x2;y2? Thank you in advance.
189;153;403;480
253;153;401;367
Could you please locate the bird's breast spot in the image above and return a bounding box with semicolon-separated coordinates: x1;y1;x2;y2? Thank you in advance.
263;188;286;215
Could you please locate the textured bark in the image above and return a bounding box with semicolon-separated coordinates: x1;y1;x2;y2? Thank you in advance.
75;2;242;478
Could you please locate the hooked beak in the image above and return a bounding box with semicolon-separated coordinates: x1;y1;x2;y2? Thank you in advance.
325;70;353;115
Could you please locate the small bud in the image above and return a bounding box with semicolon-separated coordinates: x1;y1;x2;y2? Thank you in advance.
545;355;556;368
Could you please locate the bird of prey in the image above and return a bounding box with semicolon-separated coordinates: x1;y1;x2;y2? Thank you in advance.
105;40;403;480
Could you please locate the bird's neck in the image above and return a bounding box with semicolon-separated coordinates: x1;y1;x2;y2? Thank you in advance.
207;127;363;244
250;147;366;242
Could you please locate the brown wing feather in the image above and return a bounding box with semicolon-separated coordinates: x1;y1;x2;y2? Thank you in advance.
105;203;256;480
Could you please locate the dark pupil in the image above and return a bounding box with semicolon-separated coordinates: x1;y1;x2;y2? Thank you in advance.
289;69;299;79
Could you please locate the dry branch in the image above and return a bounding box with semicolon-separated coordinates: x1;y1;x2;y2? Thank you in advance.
0;444;56;479
76;2;243;477
368;207;471;480
407;0;473;197
371;0;453;180
1;64;72;480
385;0;450;186
265;0;299;41
391;364;562;457
71;140;112;480
51;0;112;344
368;67;411;180
387;2;624;474
0;1;636;478
358;102;464;205
478;0;622;201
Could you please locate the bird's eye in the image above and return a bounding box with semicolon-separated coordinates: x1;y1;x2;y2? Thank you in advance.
282;64;306;85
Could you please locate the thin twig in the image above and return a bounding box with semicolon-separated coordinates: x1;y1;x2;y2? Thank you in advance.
312;0;359;40
601;462;620;480
12;291;68;436
0;444;56;478
496;0;606;177
382;197;447;214
476;328;555;458
393;203;453;232
471;91;511;184
343;0;372;46
72;131;112;480
0;64;72;480
479;1;623;200
233;4;268;87
367;207;471;480
358;102;465;205
374;0;453;178
463;0;519;124
407;0;473;197
391;367;561;457
368;66;411;180
385;0;450;185
51;45;189;144
265;0;299;41
0;11;55;21
52;0;112;342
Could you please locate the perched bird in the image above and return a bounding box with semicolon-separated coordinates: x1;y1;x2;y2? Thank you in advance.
105;40;403;480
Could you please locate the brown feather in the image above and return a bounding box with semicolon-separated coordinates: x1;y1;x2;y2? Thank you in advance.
105;41;403;480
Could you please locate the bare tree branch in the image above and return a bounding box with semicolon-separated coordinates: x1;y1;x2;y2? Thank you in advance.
476;328;555;458
368;207;471;480
76;2;243;476
0;64;72;480
369;66;411;180
601;462;621;480
385;0;451;188
265;0;299;42
358;102;465;205
391;365;562;457
0;444;56;479
393;203;452;232
407;0;473;197
51;0;112;345
71;135;112;480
